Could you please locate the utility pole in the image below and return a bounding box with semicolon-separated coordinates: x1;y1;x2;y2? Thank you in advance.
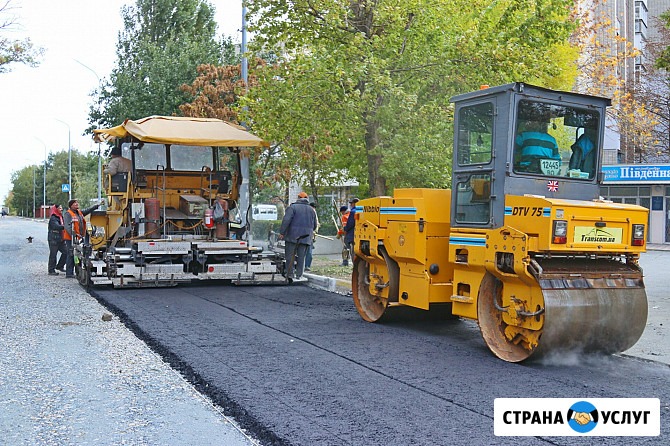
32;165;36;218
55;119;72;201
35;137;47;219
239;3;250;241
241;5;248;83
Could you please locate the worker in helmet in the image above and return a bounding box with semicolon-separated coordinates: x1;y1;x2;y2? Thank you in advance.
279;192;317;282
337;205;351;266
343;198;359;265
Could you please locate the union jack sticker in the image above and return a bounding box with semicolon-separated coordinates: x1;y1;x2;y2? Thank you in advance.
547;180;559;192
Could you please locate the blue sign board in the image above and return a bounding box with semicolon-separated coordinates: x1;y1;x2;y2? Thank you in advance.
602;165;670;183
652;196;664;210
61;184;70;192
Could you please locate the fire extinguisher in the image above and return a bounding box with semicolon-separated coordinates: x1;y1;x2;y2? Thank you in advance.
204;208;214;228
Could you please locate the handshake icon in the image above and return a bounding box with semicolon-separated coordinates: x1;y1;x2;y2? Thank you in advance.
572;411;592;425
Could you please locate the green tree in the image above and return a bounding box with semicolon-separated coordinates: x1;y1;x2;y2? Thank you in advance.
45;150;100;206
246;0;577;197
91;0;225;129
10;150;100;215
0;0;43;73
9;165;37;216
655;10;670;71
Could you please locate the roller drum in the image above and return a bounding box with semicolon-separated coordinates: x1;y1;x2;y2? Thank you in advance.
534;284;647;356
478;258;648;362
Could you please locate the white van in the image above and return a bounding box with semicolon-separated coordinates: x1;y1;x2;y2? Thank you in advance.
252;204;278;221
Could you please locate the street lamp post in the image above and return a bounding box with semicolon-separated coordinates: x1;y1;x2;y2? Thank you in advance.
35;137;47;219
55;119;71;201
74;59;102;201
32;165;35;218
239;4;250;241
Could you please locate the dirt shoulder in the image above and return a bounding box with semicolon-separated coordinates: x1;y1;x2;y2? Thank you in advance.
308;256;353;282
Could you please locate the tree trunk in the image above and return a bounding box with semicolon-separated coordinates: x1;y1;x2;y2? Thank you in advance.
309;153;319;203
364;98;387;197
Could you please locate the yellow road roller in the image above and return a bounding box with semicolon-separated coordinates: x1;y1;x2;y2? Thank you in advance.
352;83;648;362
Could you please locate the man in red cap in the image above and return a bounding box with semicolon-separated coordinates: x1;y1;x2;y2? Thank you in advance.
279;191;317;282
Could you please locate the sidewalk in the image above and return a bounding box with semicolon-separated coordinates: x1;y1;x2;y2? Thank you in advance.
647;243;670;251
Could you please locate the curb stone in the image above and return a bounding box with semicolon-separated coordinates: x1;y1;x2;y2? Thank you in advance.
303;273;352;295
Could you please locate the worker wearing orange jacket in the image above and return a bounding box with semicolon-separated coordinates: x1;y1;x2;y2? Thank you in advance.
337;205;350;266
63;199;101;278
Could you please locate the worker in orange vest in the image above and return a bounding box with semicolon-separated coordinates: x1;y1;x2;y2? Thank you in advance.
63;198;101;278
336;205;350;266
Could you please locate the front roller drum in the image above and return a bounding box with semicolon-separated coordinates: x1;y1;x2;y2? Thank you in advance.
478;272;648;362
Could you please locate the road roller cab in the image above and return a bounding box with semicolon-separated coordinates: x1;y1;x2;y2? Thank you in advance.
353;83;649;362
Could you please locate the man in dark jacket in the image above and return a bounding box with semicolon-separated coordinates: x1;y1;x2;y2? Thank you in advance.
47;204;67;275
279;192;317;282
343;198;359;265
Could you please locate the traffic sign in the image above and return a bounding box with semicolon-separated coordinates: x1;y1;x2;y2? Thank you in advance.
62;184;70;192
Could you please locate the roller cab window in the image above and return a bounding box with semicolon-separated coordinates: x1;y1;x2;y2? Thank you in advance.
513;99;600;180
457;102;494;166
455;173;491;224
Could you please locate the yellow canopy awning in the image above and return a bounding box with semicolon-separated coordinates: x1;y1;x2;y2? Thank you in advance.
93;116;270;147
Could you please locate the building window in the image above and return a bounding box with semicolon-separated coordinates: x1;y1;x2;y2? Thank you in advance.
602;186;652;209
609;186;639;196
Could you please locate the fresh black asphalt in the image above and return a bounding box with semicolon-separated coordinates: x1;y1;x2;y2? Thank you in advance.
92;282;670;445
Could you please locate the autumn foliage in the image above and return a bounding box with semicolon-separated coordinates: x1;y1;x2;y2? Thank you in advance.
179;60;265;123
572;0;658;162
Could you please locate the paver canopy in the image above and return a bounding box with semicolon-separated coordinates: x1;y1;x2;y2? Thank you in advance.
93;115;269;147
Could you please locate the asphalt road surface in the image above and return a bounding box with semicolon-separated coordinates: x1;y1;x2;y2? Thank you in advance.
93;280;670;445
6;216;667;445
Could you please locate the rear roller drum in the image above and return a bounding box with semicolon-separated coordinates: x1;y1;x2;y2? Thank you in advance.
352;257;388;322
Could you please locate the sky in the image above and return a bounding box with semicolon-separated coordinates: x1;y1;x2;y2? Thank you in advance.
0;0;244;203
